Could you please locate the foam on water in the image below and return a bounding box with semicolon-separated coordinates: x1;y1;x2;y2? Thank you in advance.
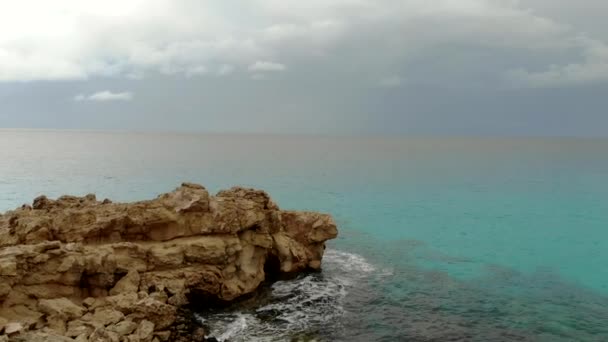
199;249;377;341
213;314;252;341
323;249;377;274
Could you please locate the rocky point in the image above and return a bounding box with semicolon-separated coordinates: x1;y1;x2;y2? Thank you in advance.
0;183;338;341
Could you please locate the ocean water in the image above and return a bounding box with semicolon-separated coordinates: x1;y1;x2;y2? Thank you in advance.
1;130;608;341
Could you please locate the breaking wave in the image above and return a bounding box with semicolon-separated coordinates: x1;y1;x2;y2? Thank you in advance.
197;249;382;342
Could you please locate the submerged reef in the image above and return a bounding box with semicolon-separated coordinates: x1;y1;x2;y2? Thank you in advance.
0;183;338;341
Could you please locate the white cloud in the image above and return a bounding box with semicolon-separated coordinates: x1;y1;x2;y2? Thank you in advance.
248;61;286;72
217;64;235;76
261;20;345;44
73;91;133;102
0;0;607;88
0;1;264;81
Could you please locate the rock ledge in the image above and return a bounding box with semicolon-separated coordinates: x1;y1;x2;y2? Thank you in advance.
0;184;338;341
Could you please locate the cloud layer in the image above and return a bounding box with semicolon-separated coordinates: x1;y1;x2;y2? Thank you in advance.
0;0;607;88
248;61;286;72
74;91;133;102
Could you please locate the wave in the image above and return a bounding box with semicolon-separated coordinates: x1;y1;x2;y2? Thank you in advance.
198;249;381;342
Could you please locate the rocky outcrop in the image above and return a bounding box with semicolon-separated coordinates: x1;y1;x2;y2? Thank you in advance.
0;183;338;341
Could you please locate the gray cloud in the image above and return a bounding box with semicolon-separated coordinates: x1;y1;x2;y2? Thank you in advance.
0;0;605;88
248;61;287;72
217;64;235;76
1;1;608;136
506;36;608;87
379;76;403;88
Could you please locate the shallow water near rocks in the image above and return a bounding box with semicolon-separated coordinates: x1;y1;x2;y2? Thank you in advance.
1;130;608;341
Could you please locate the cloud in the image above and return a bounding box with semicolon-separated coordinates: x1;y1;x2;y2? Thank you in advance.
506;36;608;87
250;73;267;80
0;0;607;89
217;64;235;76
74;91;133;102
185;65;208;78
379;76;403;88
0;1;265;81
248;61;286;72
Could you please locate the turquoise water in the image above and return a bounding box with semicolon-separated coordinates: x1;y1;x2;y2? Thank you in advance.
1;130;608;341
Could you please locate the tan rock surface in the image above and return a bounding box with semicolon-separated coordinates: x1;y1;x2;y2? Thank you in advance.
0;184;338;341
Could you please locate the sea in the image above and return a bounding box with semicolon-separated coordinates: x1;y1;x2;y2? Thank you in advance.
1;130;607;341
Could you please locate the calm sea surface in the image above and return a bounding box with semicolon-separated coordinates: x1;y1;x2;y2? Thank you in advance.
1;130;607;341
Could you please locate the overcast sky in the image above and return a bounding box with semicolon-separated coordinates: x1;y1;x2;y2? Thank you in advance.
0;0;607;136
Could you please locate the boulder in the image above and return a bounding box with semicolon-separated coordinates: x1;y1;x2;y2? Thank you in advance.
107;319;138;336
109;270;140;296
7;332;74;342
65;320;94;338
89;308;124;327
3;323;23;336
133;320;155;342
38;298;85;320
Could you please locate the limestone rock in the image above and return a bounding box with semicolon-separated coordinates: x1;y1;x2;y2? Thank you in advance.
153;331;171;341
65;320;94;338
109;270;140;296
88;327;119;342
0;183;338;340
107;319;138;336
131;298;176;330
105;293;138;313
167;293;188;307
74;334;88;342
82;297;95;308
133;320;155;342
8;331;74;342
192;327;206;342
46;315;67;335
89;307;124;327
4;322;23;335
38;298;85;320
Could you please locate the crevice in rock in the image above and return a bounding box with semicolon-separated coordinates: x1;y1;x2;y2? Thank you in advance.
78;272;91;298
113;271;128;287
186;289;235;310
263;251;282;282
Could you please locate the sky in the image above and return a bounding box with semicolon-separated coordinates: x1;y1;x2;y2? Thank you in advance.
0;0;607;136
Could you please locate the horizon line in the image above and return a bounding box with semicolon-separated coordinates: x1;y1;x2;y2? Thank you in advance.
0;127;607;141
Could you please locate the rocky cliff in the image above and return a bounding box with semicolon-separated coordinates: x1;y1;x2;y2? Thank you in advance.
0;183;338;341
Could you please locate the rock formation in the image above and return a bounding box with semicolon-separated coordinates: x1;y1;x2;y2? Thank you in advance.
0;183;338;341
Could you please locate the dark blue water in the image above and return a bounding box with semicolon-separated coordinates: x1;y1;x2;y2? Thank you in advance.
1;130;608;341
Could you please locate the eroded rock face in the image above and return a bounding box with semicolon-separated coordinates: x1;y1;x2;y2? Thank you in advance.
0;184;338;341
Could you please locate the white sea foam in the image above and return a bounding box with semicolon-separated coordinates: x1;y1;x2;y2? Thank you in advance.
201;249;378;342
255;274;347;331
215;314;253;341
323;249;377;274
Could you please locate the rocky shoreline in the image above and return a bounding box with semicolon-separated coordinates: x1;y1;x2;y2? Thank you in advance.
0;183;338;341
